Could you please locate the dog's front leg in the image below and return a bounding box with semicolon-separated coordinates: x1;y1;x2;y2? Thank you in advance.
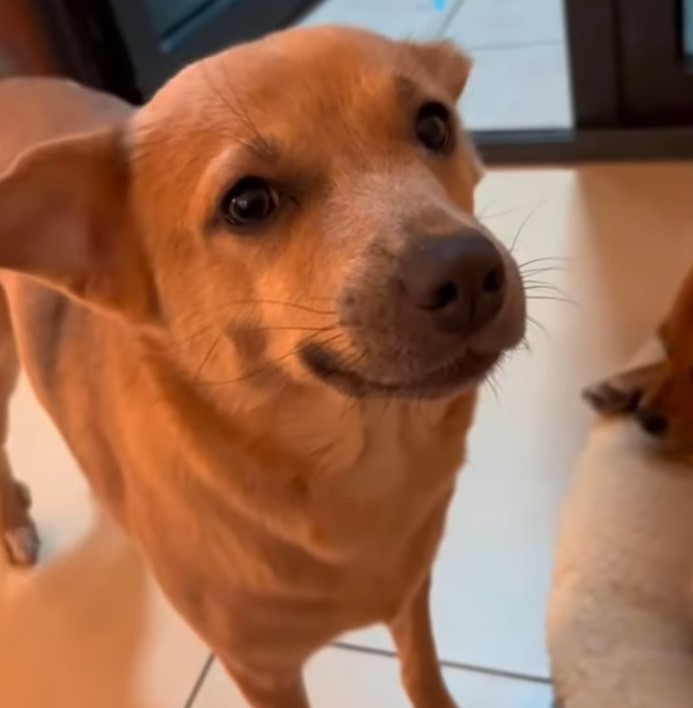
390;576;458;708
219;660;310;708
0;449;38;567
0;292;38;567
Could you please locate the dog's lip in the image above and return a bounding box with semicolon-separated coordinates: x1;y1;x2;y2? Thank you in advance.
299;343;501;399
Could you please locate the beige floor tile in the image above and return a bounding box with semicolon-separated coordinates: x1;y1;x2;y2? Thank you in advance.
0;379;210;708
340;165;693;677
193;648;553;707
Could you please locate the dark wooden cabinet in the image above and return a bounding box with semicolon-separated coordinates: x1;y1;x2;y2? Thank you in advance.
107;0;318;97
7;0;693;162
30;0;317;102
0;0;56;76
619;0;693;125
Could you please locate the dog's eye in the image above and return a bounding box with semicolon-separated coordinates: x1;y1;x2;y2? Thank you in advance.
415;102;453;153
221;177;279;228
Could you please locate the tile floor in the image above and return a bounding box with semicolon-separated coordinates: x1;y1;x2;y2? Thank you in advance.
2;163;692;707
298;0;573;130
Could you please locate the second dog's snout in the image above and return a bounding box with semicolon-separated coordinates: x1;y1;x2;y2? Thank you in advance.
401;230;506;334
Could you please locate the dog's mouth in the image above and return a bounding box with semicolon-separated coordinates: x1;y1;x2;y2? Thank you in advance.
299;343;501;399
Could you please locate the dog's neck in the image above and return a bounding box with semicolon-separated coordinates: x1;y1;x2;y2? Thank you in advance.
238;381;475;476
146;330;476;481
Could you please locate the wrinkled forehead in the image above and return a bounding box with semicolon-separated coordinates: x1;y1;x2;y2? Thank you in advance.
136;28;442;157
128;27;472;228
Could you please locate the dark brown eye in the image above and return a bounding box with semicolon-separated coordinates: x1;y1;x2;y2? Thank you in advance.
221;177;279;228
415;102;453;153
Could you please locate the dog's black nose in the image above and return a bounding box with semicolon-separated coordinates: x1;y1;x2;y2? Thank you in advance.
401;230;506;334
636;408;669;437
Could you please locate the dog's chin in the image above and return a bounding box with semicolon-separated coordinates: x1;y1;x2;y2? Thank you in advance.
299;343;501;400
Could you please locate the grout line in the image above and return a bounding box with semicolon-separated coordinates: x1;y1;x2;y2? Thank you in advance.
184;645;552;704
332;641;552;686
437;0;468;38
183;653;215;708
466;40;564;53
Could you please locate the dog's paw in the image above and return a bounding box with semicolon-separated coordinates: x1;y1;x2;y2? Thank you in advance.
3;522;40;567
582;381;641;415
2;479;39;567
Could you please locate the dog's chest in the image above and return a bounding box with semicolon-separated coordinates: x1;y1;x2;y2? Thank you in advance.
129;392;473;640
294;410;465;585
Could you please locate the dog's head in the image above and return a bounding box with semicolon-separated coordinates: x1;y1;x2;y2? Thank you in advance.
0;27;525;400
635;268;693;455
584;266;693;458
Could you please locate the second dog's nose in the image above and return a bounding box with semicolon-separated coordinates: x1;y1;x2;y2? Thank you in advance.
636;408;669;437
401;230;506;334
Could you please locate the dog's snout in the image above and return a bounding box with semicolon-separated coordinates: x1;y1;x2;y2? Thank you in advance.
400;231;506;334
636;408;669;437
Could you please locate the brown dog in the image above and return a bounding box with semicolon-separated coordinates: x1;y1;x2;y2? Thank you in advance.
584;265;693;459
0;27;525;707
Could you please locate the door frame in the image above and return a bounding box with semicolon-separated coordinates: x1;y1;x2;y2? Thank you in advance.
476;0;693;164
474;0;626;163
108;0;318;96
32;0;318;99
618;0;693;124
28;0;693;164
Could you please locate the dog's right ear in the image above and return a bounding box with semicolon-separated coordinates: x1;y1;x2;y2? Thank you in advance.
409;40;472;100
0;128;159;323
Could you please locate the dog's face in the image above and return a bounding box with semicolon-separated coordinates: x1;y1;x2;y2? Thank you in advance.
0;27;526;400
130;28;526;398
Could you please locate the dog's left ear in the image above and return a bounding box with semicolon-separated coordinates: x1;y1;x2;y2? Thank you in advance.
410;40;472;100
0;128;159;324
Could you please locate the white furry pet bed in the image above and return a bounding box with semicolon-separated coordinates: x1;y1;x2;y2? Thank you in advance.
548;415;693;708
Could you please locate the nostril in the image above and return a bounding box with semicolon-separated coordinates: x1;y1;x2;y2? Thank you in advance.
423;281;458;311
400;232;506;327
636;409;668;437
482;266;505;294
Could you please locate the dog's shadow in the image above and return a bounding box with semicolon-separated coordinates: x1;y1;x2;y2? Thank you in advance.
0;513;156;708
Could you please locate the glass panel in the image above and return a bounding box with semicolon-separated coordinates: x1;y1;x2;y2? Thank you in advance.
298;0;573;131
143;0;229;37
684;0;693;59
